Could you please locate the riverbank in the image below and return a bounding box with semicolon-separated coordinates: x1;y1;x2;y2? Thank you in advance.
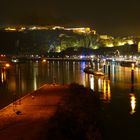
0;84;69;139
0;83;102;140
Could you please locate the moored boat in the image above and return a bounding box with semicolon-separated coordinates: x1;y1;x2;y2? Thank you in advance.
93;71;104;76
84;67;105;76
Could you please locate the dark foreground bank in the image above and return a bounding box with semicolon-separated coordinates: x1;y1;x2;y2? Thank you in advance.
0;83;103;140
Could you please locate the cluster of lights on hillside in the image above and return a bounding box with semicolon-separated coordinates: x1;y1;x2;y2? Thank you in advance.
99;35;135;47
2;25;139;49
3;25;96;34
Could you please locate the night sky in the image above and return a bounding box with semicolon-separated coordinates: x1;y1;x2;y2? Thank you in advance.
0;0;140;36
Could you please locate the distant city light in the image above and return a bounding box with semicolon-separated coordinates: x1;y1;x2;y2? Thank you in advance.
106;43;114;47
5;63;10;68
42;59;46;63
127;40;134;45
5;27;16;31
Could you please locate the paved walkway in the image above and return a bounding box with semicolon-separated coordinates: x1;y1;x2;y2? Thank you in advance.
0;84;69;140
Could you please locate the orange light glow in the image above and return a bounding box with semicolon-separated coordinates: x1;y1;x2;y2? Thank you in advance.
5;63;10;67
131;63;135;70
42;59;46;63
130;94;136;115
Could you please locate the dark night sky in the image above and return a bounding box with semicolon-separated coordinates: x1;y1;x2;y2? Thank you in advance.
0;0;140;36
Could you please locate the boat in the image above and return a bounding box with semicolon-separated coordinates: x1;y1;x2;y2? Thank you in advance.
11;57;26;63
84;67;105;76
93;71;104;76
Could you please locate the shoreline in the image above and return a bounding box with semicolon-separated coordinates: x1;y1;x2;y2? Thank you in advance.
0;84;50;112
0;84;69;139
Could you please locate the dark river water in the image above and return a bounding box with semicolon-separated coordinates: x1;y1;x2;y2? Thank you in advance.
0;60;87;109
0;60;140;139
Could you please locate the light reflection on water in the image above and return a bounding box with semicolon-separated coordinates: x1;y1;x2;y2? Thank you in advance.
130;93;136;115
88;75;111;103
0;60;140;117
0;61;89;109
85;63;140;116
86;63;140;139
102;79;111;103
1;69;6;83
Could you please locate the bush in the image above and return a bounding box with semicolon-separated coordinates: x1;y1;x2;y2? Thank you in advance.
44;83;102;140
